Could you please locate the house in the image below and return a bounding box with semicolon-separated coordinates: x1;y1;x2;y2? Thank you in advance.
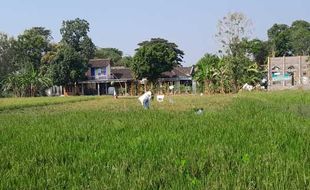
158;66;196;94
79;59;135;96
87;59;111;80
268;56;310;90
54;59;196;96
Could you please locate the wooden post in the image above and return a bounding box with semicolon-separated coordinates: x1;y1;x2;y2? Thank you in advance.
105;83;108;95
130;81;134;96
97;83;100;96
81;83;84;95
125;82;127;96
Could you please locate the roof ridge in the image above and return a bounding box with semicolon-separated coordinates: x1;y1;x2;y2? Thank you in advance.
174;66;192;76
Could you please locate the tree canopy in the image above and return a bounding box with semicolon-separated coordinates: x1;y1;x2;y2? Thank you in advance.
215;12;259;92
14;27;52;71
50;18;96;87
95;48;123;65
49;45;87;86
0;33;15;83
60;18;95;59
131;38;184;82
0;13;309;97
267;20;310;56
216;12;253;56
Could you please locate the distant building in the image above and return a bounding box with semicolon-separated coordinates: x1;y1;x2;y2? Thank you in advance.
79;59;134;96
58;59;196;96
268;56;310;90
158;66;196;94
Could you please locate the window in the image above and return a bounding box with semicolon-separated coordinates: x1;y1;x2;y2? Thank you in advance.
102;67;107;75
91;68;95;76
98;68;102;76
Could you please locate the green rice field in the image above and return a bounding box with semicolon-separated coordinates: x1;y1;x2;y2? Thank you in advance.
0;91;309;189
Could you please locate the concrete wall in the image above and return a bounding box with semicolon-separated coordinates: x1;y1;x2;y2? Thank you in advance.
268;56;310;90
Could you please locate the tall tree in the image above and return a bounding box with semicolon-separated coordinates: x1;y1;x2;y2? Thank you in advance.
132;38;184;82
14;27;52;71
216;12;257;92
60;18;95;59
267;24;292;56
50;18;95;89
0;33;15;87
50;45;87;86
216;12;252;56
241;39;271;66
289;20;310;56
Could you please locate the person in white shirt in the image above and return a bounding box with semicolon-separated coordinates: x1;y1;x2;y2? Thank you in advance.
138;91;152;109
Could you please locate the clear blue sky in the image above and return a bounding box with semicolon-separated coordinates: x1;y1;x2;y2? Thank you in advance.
0;0;309;66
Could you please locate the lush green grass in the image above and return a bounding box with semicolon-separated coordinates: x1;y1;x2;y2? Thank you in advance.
0;96;96;111
0;91;309;189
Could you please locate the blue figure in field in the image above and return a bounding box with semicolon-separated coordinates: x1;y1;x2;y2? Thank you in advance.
138;91;152;109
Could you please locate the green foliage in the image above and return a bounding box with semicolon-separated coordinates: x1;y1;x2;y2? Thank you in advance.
95;48;133;67
120;56;133;67
60;18;95;59
132;38;184;81
245;39;271;66
14;27;52;70
210;57;233;93
195;52;259;93
267;20;310;56
268;24;292;56
95;48;123;65
227;54;259;91
49;18;95;87
194;54;220;93
2;66;52;97
41;43;60;65
0;91;309;189
213;13;260;93
49;45;88;86
289;20;310;56
0;33;15;95
1;27;53;97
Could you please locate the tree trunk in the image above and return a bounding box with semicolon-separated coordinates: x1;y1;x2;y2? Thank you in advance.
220;79;225;94
233;78;239;93
30;84;33;97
